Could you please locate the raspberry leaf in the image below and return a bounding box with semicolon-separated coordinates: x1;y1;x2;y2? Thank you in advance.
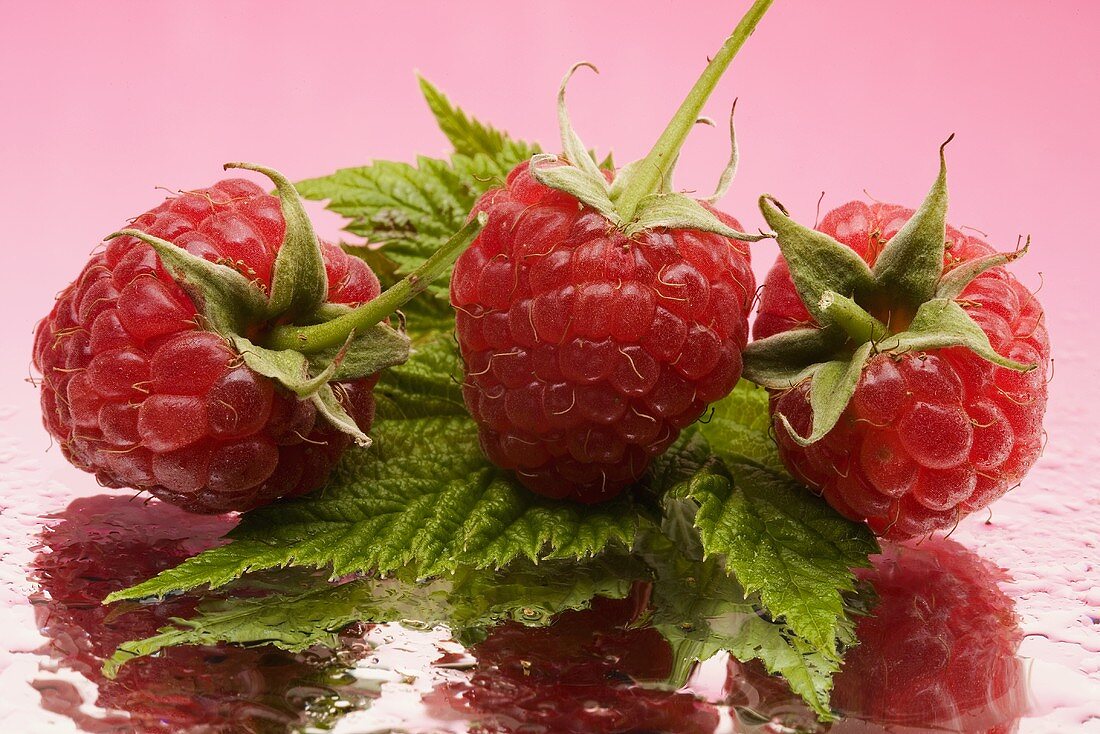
650;381;877;672
108;228;268;334
677;457;874;655
225;163;328;321
104;578;374;679
296;80;538;323
868;137;951;312
418;75;537;163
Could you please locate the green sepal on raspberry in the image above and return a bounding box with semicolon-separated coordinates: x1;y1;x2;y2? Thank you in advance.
743;138;1037;447
528;6;773;244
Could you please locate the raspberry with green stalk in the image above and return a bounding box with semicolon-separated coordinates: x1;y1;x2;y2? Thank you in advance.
32;165;483;513
450;0;774;503
745;140;1049;540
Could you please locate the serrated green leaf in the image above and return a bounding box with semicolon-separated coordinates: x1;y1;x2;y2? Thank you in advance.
653;379;877;705
700;380;783;470
682;460;874;655
104;577;373;678
418;76;539;164
373;337;468;418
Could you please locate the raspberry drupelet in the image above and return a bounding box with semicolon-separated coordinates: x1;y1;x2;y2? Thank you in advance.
32;173;400;513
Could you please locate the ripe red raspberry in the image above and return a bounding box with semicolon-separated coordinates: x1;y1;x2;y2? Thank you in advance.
726;538;1026;732
452;161;755;503
428;585;720;734
746;144;1048;540
31;495;368;732
32;174;384;513
449;18;773;503
755;201;1048;539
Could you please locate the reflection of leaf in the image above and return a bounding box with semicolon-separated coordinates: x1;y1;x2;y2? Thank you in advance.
105;553;645;678
643;535;840;720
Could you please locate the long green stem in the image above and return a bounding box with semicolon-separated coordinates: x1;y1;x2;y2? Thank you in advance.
614;0;774;222
264;214;485;353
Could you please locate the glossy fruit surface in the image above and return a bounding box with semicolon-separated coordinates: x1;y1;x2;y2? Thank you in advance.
33;179;381;513
756;201;1048;539
451;161;755;503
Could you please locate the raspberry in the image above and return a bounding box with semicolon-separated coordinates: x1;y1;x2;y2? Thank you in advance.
755;200;1048;539
428;584;720;733
31;495;368;732
452;161;754;503
33;174;382;513
726;538;1026;733
746;142;1048;540
449;23;773;503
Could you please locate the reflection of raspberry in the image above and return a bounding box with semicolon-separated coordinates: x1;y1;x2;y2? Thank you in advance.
757;202;1048;539
452;160;755;504
726;538;1026;733
31;495;368;733
32;178;381;513
431;584;719;733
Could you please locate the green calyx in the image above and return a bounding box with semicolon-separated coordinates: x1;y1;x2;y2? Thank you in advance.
105;164;484;445
529;0;774;242
743;139;1037;446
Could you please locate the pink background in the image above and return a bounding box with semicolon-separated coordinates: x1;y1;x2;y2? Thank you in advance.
1;2;1098;731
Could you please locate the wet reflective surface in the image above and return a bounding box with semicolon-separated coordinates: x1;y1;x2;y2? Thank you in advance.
15;492;1041;734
